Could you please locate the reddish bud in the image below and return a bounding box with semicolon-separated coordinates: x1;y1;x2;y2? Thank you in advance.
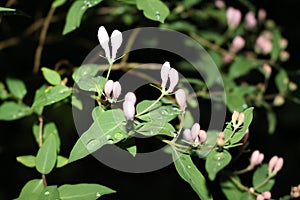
263;64;272;78
245;11;257;29
262;191;271;199
231;36;245;53
258;9;267;22
227;7;242;29
215;0;225;8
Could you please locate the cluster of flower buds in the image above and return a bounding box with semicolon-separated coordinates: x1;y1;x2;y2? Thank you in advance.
104;80;121;103
268;156;284;175
160;62;179;93
231;111;245;129
183;123;207;145
226;7;242;29
256;191;271;200
98;26;123;64
123;92;136;121
255;32;273;55
175;89;187;112
291;184;300;198
230;36;245;53
245;11;257;29
249;150;264;169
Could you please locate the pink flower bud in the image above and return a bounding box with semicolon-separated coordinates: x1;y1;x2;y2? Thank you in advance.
226;7;242;29
280;50;290;62
161;61;171;89
104;80;114;98
123;101;135;120
112;81;121;101
273;157;284;174
124;92;136;105
231;36;245;53
250;150;264;168
231;111;239;123
222;53;234;64
98;26;111;59
256;194;264;200
191;123;201;141
217;132;225;146
183;129;192;142
199;130;207;143
168;68;179;93
215;0;225;8
279;38;288;49
245;11;257;29
258;9;267;22
262;191;271;199
268;156;278;173
238;112;245;124
263;64;272;78
110;30;123;60
255;35;272;55
175;89;186;112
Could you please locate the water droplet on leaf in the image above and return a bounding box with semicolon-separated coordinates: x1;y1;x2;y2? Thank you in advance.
96;192;101;197
187;165;191;169
155;11;160;20
44;191;50;195
86;139;101;151
114;132;123;139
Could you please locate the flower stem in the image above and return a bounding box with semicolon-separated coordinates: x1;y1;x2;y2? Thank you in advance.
135;92;165;117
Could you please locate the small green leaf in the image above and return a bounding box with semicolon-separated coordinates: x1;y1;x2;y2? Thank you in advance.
226;86;256;112
41;67;61;85
136;100;161;114
0;82;8;100
33;84;47;115
229;57;258;79
52;0;68;8
172;149;212;199
76;76;105;93
136;121;175;137
32;85;72;108
0;102;32;121
275;69;289;94
205;149;232;180
36;134;57;174
58;184;116;200
56;155;68;168
182;110;194;129
253;164;275;193
63;0;103;35
118;138;136;157
221;176;244;200
6;78;27;100
16;155;36;168
72;96;83;110
72;64;100;83
16;179;43;200
39;186;60;200
240;192;256;200
137;0;170;23
271;29;281;61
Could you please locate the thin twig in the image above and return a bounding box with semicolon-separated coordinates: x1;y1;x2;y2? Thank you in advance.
33;6;56;74
38;115;48;187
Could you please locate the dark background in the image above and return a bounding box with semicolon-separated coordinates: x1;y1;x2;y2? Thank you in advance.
1;0;300;199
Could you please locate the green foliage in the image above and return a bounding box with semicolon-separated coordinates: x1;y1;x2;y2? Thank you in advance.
16;155;36;168
41;67;61;85
16;179;44;200
172;150;212;199
136;0;170;23
228;57;258;79
253;164;275;193
0;102;32;120
221;176;244;200
275;69;289;94
39;186;60;200
6;78;27;100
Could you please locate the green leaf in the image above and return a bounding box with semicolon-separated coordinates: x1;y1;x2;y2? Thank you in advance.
228;57;258;79
172;150;212;199
136;121;175;137
16;155;36;168
72;96;83;110
41;67;61;85
264;103;277;134
160;21;197;32
58;183;116;200
16;179;43;200
36;134;57;174
69;109;127;162
72;64;100;83
6;78;27;100
223;107;254;144
0;7;16;12
271;29;281;61
32;85;72;108
205;149;232;180
118;138;137;157
52;0;68;8
136;0;170;23
240;192;256;200
221;176;244;200
0;82;8;100
182;0;202;9
136;100;161;114
63;0;103;35
0;102;32;121
39;186;60;200
253;164;275;193
182;110;194;129
196;130;219;158
76;76;105;93
226;86;256;112
56;155;68;168
33;85;47;115
275;69;289;94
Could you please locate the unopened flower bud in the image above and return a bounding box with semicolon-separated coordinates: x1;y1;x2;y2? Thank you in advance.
268;156;278;173
263;64;272;78
289;82;298;91
191;123;201;141
231;111;239;123
104;80;114;98
123;101;135;120
245;11;257;29
268;156;284;175
255;35;272;55
175;89;186;112
98;26;110;59
273;157;284;174
262;191;271;199
226;7;242;29
279;51;290;62
273;95;285;106
124;92;136;105
217;132;225;146
215;0;225;8
256;194;264;200
183;129;192;142
168;68;179;93
258;9;267;22
112;81;121;101
231;36;245;53
161;62;171;89
199;130;207;143
222;53;234;64
250;150;264;168
237;112;245;125
279;38;288;50
110;30;123;60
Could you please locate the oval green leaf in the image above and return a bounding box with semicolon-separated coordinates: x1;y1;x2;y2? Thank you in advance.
0;101;32;121
137;0;170;23
16;155;36;168
16;179;43;200
6;78;27;100
41;67;61;85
